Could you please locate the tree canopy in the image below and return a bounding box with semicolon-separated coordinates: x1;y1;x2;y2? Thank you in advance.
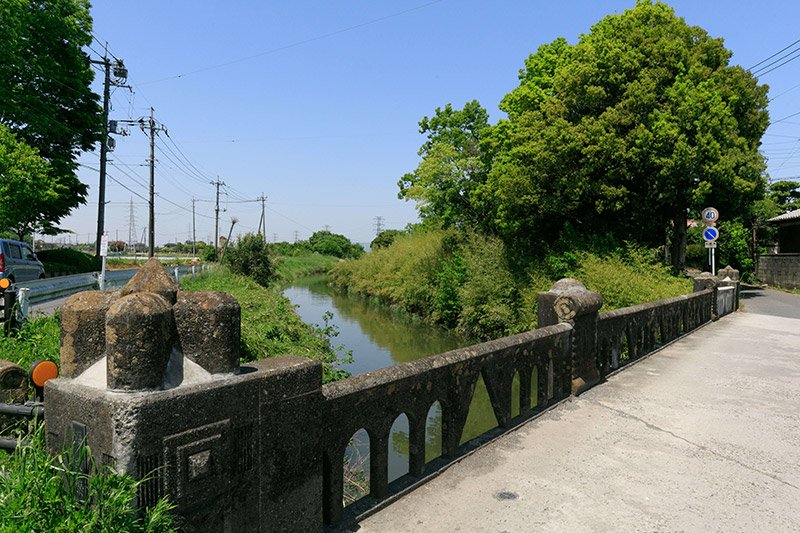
0;0;101;237
400;1;769;269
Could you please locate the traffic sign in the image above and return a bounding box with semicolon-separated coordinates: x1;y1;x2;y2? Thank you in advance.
701;207;719;225
100;234;109;257
702;226;719;243
704;241;717;249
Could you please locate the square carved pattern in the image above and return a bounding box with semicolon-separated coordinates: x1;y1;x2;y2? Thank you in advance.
163;419;230;502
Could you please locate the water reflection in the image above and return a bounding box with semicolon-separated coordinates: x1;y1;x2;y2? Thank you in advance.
284;276;505;485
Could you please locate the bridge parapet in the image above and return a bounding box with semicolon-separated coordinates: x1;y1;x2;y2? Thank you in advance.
43;267;735;531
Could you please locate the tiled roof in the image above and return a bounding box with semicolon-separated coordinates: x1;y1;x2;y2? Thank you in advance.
768;208;800;223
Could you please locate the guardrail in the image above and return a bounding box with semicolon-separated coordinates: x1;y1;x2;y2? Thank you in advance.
16;264;204;311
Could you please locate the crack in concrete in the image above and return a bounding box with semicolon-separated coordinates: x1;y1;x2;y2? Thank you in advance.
587;398;800;491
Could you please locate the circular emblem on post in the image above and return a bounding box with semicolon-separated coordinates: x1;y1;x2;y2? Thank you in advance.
702;226;719;243
701;207;719;225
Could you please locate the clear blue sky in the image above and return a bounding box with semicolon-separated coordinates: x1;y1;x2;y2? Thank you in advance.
59;0;800;247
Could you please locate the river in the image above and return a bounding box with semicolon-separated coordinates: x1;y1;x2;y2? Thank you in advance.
284;276;528;489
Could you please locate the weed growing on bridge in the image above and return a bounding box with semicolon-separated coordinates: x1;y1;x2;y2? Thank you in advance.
0;312;60;371
0;428;175;532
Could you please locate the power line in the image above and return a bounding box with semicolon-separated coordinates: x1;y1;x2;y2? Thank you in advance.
139;0;444;85
749;37;800;71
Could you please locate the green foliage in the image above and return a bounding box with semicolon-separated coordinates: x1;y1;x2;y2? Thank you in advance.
0;0;101;237
222;233;274;287
767;180;800;213
399;2;769;270
274;253;338;283
0;428;174;532
398;100;492;229
370;229;404;250
716;220;754;279
180;268;350;383
574;246;692;310
0;314;60;371
0;125;62;238
333;231;692;339
307;231;364;259
36;248;101;274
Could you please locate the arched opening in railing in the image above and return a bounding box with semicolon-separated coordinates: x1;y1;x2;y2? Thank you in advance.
511;371;521;418
460;372;499;445
425;401;442;463
343;428;370;507
388;413;410;483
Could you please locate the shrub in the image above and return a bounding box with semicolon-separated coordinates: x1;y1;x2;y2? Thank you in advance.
222;233;274;287
370;230;404;250
308;231;364;259
36;248;100;274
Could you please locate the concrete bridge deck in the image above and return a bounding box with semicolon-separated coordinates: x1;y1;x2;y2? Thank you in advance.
357;288;800;532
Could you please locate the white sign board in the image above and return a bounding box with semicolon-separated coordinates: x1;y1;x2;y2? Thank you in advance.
701;207;719;225
704;241;717;249
100;234;109;257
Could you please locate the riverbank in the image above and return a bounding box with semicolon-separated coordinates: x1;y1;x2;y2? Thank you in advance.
330;230;693;340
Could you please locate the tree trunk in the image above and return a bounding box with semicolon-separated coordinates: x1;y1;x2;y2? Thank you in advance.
670;210;687;272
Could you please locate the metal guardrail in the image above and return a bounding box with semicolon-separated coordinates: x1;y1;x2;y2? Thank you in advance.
17;264;203;309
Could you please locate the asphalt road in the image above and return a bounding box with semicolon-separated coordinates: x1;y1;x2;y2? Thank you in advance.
357;290;800;532
740;285;800;319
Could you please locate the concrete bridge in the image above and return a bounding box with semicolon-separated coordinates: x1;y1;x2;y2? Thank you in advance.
35;261;799;531
358;286;800;532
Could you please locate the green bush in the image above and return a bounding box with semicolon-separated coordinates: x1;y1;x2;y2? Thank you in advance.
222;233;274;287
307;231;364;259
370;230;404;250
36;248;100;274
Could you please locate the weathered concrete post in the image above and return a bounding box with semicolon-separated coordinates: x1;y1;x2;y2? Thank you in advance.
718;265;741;311
693;272;720;320
45;258;325;531
538;279;603;396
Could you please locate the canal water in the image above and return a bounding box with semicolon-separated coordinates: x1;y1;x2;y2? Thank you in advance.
284;276;528;491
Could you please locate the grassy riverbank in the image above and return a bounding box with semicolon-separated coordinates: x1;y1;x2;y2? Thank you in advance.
181;267;350;382
273;253;339;282
331;229;692;340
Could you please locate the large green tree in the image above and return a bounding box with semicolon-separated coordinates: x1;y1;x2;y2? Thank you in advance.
398;100;492;229
0;125;63;236
0;0;101;237
486;1;769;269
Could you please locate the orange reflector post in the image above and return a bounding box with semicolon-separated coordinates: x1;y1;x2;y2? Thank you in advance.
30;360;59;388
0;278;10;289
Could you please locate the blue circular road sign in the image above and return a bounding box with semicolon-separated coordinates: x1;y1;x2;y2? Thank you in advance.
702;226;719;242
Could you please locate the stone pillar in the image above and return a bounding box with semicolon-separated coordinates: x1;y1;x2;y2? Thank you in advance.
174;292;241;374
539;279;603;396
60;291;117;378
718;265;741;311
693;272;720;320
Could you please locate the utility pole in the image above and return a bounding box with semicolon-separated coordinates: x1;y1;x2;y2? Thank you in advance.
220;217;238;262
211;179;225;261
256;194;267;240
191;198;197;257
147;108;156;257
273;233;278;243
294;231;299;243
90;50;128;258
374;216;384;235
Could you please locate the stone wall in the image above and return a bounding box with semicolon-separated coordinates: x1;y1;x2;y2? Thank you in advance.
44;262;730;531
757;254;800;289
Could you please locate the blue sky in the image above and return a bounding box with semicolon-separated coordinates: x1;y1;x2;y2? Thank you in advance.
59;1;800;247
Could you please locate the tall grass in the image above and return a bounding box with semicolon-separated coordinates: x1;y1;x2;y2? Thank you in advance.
331;231;693;340
0;313;60;371
180;267;351;382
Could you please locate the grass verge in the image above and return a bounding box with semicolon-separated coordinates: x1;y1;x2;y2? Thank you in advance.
180;267;351;382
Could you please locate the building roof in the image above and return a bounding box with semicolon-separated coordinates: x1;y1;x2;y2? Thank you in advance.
768;208;800;223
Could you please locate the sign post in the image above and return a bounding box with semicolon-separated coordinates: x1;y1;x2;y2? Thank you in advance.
701;210;719;275
99;233;108;290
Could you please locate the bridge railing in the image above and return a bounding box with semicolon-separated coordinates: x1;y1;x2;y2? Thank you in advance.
320;323;572;525
596;290;712;377
43;269;737;531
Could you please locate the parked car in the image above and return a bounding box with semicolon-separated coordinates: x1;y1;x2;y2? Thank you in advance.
0;239;46;283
